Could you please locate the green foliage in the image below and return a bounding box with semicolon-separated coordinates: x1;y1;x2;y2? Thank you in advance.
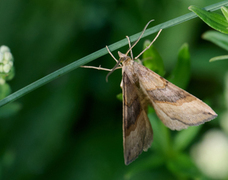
166;153;201;179
221;6;228;22
203;30;228;51
142;40;165;76
209;55;228;62
203;30;228;62
168;43;190;89
190;5;228;63
116;93;123;101
189;5;228;34
173;126;201;152
0;1;227;180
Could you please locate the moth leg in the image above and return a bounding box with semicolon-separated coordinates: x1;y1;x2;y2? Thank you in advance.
135;29;162;59
81;45;123;71
81;65;120;71
106;45;119;63
125;19;154;56
126;36;134;60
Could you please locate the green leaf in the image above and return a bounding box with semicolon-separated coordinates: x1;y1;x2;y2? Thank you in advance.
202;30;228;51
125;153;165;179
173;126;202;151
189;5;228;34
0;1;227;107
148;112;171;156
209;55;228;62
167;153;201;179
221;6;228;22
116;93;122;101
168;43;191;89
142;40;165;76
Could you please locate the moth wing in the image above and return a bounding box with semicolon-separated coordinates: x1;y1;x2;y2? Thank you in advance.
122;71;153;165
134;63;217;130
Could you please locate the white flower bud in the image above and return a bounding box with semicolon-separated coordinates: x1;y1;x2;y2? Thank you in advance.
0;45;10;53
8;61;13;67
0;52;3;63
191;129;228;179
4;52;13;63
3;64;11;73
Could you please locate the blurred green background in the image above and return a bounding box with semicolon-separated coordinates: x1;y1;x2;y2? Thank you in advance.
0;0;228;179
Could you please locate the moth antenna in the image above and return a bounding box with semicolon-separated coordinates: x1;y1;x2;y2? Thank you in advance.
135;29;162;60
126;36;134;59
125;19;154;56
105;45;122;82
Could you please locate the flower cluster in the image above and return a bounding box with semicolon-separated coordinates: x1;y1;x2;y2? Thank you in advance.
0;45;14;83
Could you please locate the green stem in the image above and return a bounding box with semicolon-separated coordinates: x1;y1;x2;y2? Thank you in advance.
0;1;227;107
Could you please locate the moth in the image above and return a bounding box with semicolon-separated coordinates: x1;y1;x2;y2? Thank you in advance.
82;20;217;165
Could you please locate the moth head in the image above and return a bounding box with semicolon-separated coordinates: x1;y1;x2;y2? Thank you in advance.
118;51;126;59
118;51;131;63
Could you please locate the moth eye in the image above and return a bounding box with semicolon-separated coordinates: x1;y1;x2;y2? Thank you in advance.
119;58;124;62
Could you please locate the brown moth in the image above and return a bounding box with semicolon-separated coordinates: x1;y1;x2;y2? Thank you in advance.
82;20;217;165
117;51;217;165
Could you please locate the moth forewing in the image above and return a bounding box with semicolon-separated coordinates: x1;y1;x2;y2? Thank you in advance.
122;62;153;165
132;61;217;130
